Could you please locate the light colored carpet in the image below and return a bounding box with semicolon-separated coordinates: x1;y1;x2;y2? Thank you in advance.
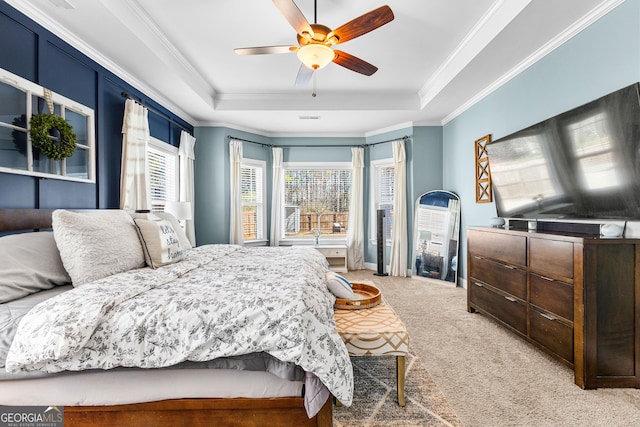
341;270;640;427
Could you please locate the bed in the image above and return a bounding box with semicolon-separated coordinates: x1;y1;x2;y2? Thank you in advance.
0;208;353;426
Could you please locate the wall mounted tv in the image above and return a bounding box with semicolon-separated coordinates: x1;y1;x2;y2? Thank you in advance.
487;82;640;220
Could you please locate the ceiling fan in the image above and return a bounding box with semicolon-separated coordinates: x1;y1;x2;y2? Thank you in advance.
234;0;394;87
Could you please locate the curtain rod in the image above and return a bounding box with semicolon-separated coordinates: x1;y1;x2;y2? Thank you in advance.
121;92;192;135
227;134;411;148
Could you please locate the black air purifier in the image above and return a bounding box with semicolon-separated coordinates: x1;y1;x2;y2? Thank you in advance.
374;209;388;276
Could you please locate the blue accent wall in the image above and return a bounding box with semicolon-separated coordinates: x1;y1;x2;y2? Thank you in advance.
443;0;640;280
0;3;193;210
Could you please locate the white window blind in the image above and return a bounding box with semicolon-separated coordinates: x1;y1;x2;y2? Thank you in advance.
281;164;351;240
371;159;395;241
148;138;178;212
241;159;266;241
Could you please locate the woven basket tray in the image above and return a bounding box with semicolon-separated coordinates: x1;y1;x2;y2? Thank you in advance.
334;282;382;310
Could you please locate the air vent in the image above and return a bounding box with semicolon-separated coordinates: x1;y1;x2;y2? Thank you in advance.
299;116;320;120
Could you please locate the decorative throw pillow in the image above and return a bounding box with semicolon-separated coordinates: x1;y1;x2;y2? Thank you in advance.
52;209;145;286
130;211;192;250
325;271;356;299
0;232;71;303
133;218;185;268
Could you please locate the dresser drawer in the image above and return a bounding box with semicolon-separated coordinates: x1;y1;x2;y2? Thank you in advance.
529;238;574;279
470;255;526;300
469;280;526;335
530;273;573;321
530;307;574;364
468;230;526;267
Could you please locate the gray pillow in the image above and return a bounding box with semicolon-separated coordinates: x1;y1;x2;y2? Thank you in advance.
0;232;71;303
52;209;145;286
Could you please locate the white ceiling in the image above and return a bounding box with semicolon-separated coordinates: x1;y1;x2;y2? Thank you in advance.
6;0;621;136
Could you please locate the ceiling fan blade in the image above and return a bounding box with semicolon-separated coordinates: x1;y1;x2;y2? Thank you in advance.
272;0;314;39
294;63;314;87
329;5;394;44
234;45;298;55
333;50;378;76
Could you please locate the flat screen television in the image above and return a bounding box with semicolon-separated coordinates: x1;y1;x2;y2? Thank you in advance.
487;82;640;220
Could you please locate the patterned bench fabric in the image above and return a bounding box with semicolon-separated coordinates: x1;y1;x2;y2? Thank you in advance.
334;300;409;356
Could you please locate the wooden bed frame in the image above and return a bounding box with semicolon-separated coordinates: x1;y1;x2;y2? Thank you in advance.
0;208;333;427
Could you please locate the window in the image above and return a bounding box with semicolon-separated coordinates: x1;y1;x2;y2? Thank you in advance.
241;159;266;242
371;158;395;242
281;163;352;240
148;138;178;212
0;67;95;182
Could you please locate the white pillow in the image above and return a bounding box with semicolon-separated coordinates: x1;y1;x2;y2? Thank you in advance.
52;210;145;286
0;232;71;303
133;217;185;268
325;271;356;299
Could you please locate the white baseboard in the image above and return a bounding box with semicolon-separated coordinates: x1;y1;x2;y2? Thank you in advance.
458;276;467;289
364;262;378;271
361;262;411;277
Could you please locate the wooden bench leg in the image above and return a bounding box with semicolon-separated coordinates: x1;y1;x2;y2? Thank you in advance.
333;396;343;407
396;355;406;406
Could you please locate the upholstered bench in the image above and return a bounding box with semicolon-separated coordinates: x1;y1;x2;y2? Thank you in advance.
334;293;410;406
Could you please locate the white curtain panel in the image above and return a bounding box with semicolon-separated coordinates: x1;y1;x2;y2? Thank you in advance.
120;99;151;211
270;147;283;246
346;147;365;270
179;130;196;246
389;139;408;277
229;139;244;245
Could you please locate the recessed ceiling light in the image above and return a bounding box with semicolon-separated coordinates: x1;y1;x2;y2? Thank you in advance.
299;116;320;120
48;0;75;9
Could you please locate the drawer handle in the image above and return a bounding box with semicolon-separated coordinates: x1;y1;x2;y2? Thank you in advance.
504;296;517;302
473;281;484;288
473;256;484;260
540;275;555;282
503;265;515;270
539;312;557;321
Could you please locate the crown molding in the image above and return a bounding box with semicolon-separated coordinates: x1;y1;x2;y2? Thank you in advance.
195;121;372;138
365;122;414;138
418;0;533;110
97;0;216;111
441;0;625;125
4;0;198;126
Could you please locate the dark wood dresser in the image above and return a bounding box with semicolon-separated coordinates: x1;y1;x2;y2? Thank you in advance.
467;226;640;389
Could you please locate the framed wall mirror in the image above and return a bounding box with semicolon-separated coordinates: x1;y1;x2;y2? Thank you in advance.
413;190;461;286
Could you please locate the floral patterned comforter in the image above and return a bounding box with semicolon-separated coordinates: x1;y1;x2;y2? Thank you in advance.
6;245;353;407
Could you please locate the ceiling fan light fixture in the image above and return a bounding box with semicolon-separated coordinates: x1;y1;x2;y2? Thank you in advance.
297;44;334;70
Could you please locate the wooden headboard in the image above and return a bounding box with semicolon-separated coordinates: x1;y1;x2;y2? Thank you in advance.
0;209;55;232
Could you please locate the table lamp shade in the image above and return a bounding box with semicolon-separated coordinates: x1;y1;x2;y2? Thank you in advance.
165;201;193;221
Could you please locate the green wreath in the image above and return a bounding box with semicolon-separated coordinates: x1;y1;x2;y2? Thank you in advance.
29;114;77;160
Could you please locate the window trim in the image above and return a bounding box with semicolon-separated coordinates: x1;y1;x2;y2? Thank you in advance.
241;158;267;243
148;137;179;212
370;158;394;245
0;67;96;183
279;161;352;245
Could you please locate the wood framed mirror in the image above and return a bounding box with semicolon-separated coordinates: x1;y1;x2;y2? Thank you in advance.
412;190;461;286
